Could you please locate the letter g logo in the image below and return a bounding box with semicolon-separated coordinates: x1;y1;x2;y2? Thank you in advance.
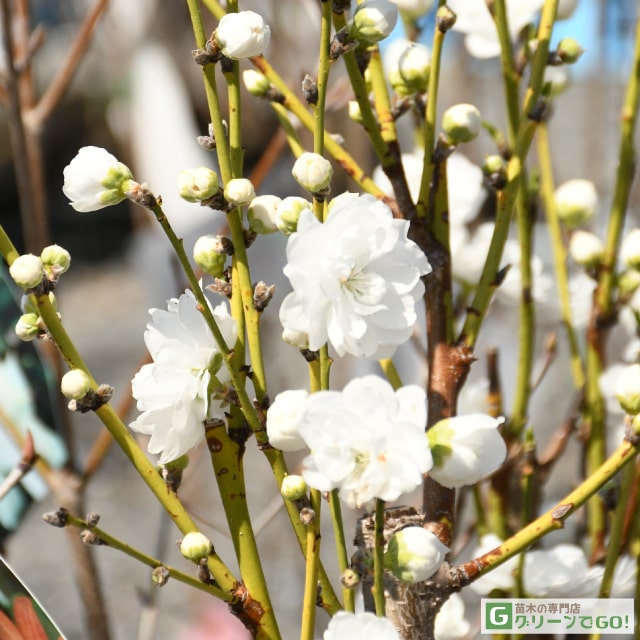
484;602;512;630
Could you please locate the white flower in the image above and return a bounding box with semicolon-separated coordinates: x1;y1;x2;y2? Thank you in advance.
215;11;270;60
448;0;544;59
247;195;281;234
427;414;506;488
468;534;518;595
9;254;44;290
351;0;399;44
569;229;605;267
62;146;134;212
323;611;400;640
130;290;237;464
599;363;630;417
442;103;482;144
266;389;309;452
621;228;640;270
298;375;432;509
292;152;333;193
384;526;448;583
523;544;594;597
611;555;637;597
390;0;434;20
60;369;92;400
177;167;219;203
554;178;598;228
224;178;255;206
435;593;471;640
279;194;431;359
614;363;640;414
242;69;270;96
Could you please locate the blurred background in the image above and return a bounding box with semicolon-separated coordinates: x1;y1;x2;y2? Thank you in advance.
1;1;639;638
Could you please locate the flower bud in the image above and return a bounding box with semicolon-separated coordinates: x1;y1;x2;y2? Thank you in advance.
621;229;640;270
193;235;229;278
483;154;507;189
280;474;308;500
619;269;640;297
556;37;584;64
41;244;71;282
350;0;399;44
9;254;44;290
397;43;431;94
554;179;597;227
275;197;312;235
544;65;570;97
179;532;212;562
436;5;457;32
348;101;363;123
15;313;41;342
266;389;309;452
615;364;640;415
242;69;271;97
62;146;134;212
557;0;578;20
177;167;219;203
282;327;310;350
292;153;333;194
442;103;482;144
61;369;92;400
247;195;280;234
224;178;255;206
384;527;448;583
569;230;605;268
393;0;435;21
214;11;271;60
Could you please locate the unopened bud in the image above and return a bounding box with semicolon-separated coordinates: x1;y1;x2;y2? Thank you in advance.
178;167;220;203
61;369;92;400
341;568;361;589
555;179;597;228
621;229;640;271
483;154;507;190
292;152;333;194
348;101;363;123
281;475;308;500
15;313;41;342
442;103;482;144
436;5;457;32
224;178;255;206
350;0;399;44
275;197;312;235
193;235;230;278
9;254;44;290
615;364;640;415
242;69;271;97
397;43;431;94
41;245;71;282
180;532;213;562
569;230;604;268
247;195;280;234
384;527;448;584
556;37;584;64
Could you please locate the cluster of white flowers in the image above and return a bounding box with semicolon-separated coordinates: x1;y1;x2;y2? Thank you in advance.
267;375;507;509
129;290;237;464
279;194;431;359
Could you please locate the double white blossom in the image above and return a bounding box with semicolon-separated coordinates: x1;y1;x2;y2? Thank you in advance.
62;146;134;212
298;375;432;509
279;194;431;359
323;611;400;640
130;290;237;464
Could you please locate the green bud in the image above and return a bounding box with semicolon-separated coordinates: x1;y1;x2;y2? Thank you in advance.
242;69;271;97
15;313;41;342
556;37;584;64
193;235;229;278
178;167;220;203
275;196;312;235
280;475;308;500
61;369;92;400
179;532;212;562
41;244;71;282
247;195;280;234
442;103;482;144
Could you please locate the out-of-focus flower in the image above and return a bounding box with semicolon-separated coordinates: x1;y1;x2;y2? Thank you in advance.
292;152;333;193
350;0;399;44
427;414;506;488
435;593;471;640
556;37;585;64
611;555;637;597
621;228;640;270
554;179;598;228
266;389;309;452
247;194;281;234
224;178;255;206
214;11;271;60
177;167;219;203
614;363;640;414
323;611;400;640
279;194;431;359
62;146;134;212
599;363;630;417
384;526;448;583
442;103;482;144
569;230;605;268
9;255;44;290
130;290;237;464
390;0;435;20
242;69;271;97
557;0;578;20
468;535;519;595
447;0;544;59
298;375;432;509
386;41;431;95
